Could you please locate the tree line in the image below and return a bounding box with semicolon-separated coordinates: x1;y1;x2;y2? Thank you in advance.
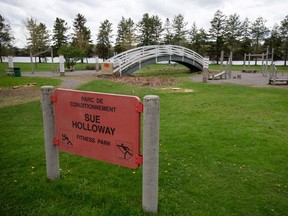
1;10;288;66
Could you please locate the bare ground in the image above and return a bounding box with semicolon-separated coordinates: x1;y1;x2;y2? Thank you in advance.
190;71;288;89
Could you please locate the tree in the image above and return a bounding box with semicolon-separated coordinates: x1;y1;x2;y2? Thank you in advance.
58;44;81;70
0;14;14;62
72;13;92;62
209;10;227;63
137;13;163;46
225;13;242;51
150;15;163;45
96;19;113;59
280;15;288;65
115;17;136;53
25;17;50;63
264;24;282;61
239;17;252;57
172;14;188;46
52;17;69;54
163;18;173;45
189;22;208;55
250;17;269;55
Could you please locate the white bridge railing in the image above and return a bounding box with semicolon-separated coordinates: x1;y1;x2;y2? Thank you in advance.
105;45;204;75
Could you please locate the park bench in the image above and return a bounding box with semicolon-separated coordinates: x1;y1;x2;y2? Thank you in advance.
269;78;288;85
242;69;257;73
4;68;14;76
209;71;226;80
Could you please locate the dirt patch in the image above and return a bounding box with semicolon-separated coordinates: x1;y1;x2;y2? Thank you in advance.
0;87;40;107
0;74;98;108
100;76;178;87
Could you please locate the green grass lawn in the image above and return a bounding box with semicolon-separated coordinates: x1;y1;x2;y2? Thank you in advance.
1;62;288;74
0;73;287;215
0;74;61;88
0;62;96;73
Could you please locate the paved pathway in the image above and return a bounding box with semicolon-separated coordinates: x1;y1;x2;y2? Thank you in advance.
22;70;98;89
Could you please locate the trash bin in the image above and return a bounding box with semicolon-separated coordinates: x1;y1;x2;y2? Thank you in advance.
13;67;21;77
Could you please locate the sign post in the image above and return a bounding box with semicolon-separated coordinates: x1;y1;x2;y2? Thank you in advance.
203;56;209;83
95;55;100;71
8;56;14;69
142;95;160;213
41;86;60;180
59;55;65;76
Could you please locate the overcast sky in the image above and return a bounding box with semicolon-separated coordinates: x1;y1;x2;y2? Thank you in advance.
0;0;287;48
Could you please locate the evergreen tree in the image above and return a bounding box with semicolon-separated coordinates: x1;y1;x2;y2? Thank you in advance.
163;18;173;45
209;10;226;63
137;13;163;46
172;14;188;46
137;13;151;46
38;23;50;50
225;13;242;52
96;19;113;59
280;15;288;65
150;15;163;45
72;13;92;61
264;24;282;60
115;17;136;53
0;14;14;62
239;17;252;57
250;16;269;55
52;17;69;54
189;22;208;55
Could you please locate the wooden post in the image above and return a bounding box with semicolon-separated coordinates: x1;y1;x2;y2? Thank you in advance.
248;53;251;71
95;55;99;71
220;50;224;71
202;57;209;83
30;51;34;74
51;47;54;73
228;51;233;78
243;53;246;71
265;47;269;74
59;55;65;76
261;53;265;76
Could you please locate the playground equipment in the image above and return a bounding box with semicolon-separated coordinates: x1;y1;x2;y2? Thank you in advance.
30;47;54;73
269;64;288;85
209;50;233;80
243;47;274;76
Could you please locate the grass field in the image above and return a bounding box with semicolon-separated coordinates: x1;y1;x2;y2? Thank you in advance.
0;70;288;215
1;62;288;74
0;74;61;88
0;62;96;73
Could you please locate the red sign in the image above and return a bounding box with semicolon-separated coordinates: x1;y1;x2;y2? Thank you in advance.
52;89;143;169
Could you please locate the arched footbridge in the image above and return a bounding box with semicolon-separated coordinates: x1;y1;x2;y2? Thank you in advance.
104;45;204;76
